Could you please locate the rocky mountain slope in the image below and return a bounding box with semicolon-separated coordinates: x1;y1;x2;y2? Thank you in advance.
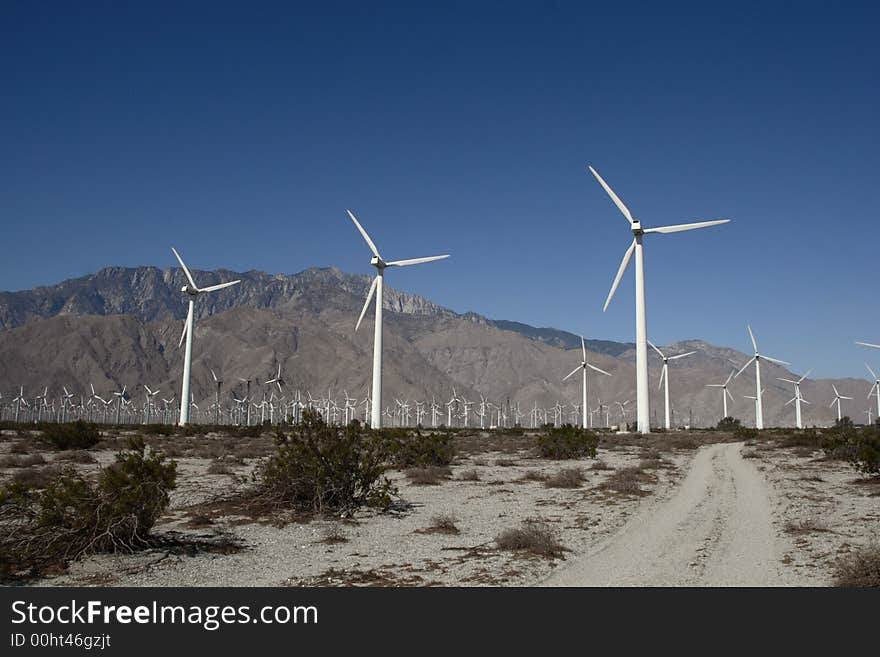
0;266;873;427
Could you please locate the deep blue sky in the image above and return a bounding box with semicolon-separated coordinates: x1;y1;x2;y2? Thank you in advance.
2;2;878;377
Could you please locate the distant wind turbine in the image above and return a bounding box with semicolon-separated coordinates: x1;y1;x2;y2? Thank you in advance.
829;384;853;422
563;336;611;429
649;341;695;430
589;165;730;434
705;369;736;422
778;370;811;429
866;363;880;419
733;326;789;430
171;247;240;426
346;210;449;429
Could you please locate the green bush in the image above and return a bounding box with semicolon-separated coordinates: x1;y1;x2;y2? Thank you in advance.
733;425;758;440
536;424;599;459
253;410;395;515
822;421;880;475
717;417;741;431
41;421;101;450
0;437;176;579
381;428;455;468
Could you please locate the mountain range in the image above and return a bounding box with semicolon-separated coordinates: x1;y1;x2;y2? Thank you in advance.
0;265;873;427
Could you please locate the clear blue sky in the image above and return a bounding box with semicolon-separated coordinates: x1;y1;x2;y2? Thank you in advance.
2;1;877;378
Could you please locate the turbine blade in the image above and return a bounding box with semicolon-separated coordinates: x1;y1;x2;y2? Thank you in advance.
643;219;730;234
841;395;853;400
761;355;790;365
725;389;735;402
648;340;664;358
798;369;812;384
200;280;241;293
832;383;840;396
785;397;796;406
355;276;379;331
603;238;636;312
178;304;192;348
658;364;667;390
748;325;758;352
725;370;735;386
856;341;880;350
581;336;587;362
171;247;198;290
587;363;612;376
734;358;754;378
668;351;696;360
346;210;381;258
385;255;449;267
867;363;879;380
211;368;218;382
588;166;633;224
563;366;582;381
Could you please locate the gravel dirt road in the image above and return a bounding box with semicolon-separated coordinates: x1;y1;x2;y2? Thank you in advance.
541;442;785;586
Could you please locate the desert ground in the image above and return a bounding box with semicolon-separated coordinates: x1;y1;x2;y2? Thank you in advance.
1;427;877;587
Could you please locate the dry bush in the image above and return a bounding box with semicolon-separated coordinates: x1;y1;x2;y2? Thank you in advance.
495;519;565;558
519;469;548;482
55;450;97;464
9;442;30;455
12;466;61;489
544;467;585;489
599;466;652;496
320;525;349;544
405;465;452;486
41;421;101;450
247;410;395;516
0;454;46;468
591;460;613;471
425;513;459;535
495;458;518;467
0;438;176;579
833;542;880;587
536;425;599;460
382;428;455;468
783;518;830;535
206;460;233;475
458;469;481;481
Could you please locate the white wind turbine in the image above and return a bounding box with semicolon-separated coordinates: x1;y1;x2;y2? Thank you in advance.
705;369;736;422
144;385;160;424
171;247;240;426
590;166;730;434
347;209;449;429
562;336;611;429
829;384;853;422
865;363;880;420
733;326;789;430
743;389;766;428
649;341;695;430
778;370;811;429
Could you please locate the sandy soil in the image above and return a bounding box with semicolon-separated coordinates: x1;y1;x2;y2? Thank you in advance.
2;430;877;587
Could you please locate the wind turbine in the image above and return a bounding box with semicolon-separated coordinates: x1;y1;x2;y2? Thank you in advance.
590;166;730;434
649;341;695;430
563;336;611;429
865;363;880;420
171;247;240;426
778;370;811;429
144;385;160;424
733;326;789;430
210;368;223;425
346;209;449;429
705;369;736;422
829;384;853;422
743;389;766;428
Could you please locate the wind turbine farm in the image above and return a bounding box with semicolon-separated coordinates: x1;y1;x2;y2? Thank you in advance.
1;3;879;596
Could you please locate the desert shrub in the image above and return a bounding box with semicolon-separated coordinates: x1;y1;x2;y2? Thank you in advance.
536;425;599;460
495;458;518;467
0;437;176;579
822;423;880;475
382;428;455;468
591;460;613;471
252;409;395;515
41;421;101;450
404;465;452;486
717;417;741;431
833;542;880;587
142;424;176;437
55;450;97;464
12;466;62;490
0;454;46;468
207;460;233;475
9;442;30;455
733;425;758;440
520;469;548;482
427;513;459;534
599;466;652;496
458;469;481;481
495;519;565;558
544;467;585;489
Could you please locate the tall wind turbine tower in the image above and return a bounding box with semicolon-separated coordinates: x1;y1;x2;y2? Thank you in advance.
346;210;449;429
589;166;730;434
171;248;240;426
649;341;695;430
